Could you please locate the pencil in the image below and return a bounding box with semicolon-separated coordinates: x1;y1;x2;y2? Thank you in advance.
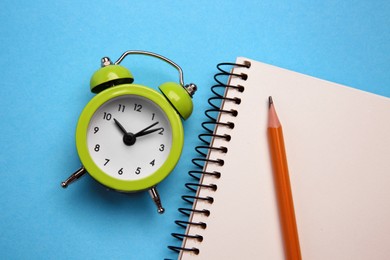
267;96;302;260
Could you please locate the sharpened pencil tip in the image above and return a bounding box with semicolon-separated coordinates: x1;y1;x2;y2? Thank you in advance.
268;96;273;108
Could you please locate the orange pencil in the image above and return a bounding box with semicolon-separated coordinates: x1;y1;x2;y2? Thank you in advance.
267;96;301;260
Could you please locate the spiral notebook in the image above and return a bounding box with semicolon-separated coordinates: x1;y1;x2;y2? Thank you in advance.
169;57;390;259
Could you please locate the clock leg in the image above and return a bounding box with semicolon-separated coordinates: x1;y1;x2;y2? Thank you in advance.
61;166;87;188
149;187;165;214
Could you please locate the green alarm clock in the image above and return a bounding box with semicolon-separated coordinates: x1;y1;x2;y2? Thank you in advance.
61;51;197;214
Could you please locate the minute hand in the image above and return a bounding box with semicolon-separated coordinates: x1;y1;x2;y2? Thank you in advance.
134;127;163;137
134;122;160;137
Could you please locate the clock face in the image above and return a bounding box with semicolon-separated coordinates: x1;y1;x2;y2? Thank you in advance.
86;95;172;181
76;84;184;192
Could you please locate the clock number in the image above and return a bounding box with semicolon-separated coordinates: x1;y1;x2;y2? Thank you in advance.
104;159;110;166
103;112;112;121
118;104;125;112
93;127;99;134
134;104;142;112
94;144;100;152
150;159;155;166
118;168;123;175
135;167;141;175
151;113;155;120
159;144;165;152
159;128;164;135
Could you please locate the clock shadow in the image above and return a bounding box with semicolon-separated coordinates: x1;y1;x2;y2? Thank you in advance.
65;175;155;216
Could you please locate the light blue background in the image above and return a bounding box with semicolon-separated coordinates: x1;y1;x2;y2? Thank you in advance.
1;1;389;259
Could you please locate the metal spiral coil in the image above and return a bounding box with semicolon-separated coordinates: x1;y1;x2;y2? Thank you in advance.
168;61;250;255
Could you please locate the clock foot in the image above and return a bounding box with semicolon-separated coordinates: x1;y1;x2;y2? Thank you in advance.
61;167;87;188
149;187;165;214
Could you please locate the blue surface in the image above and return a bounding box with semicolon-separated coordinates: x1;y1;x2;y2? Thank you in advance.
0;1;389;259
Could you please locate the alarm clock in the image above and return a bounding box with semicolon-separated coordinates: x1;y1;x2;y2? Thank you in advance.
61;50;197;214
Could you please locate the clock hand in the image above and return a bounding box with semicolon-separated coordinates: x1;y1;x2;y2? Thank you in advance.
134;127;163;137
114;118;137;146
115;120;161;146
113;118;128;135
133;121;159;136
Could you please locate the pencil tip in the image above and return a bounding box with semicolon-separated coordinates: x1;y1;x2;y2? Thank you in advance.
268;96;273;108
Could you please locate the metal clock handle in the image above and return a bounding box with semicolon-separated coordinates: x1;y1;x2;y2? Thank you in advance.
114;50;184;86
113;50;197;95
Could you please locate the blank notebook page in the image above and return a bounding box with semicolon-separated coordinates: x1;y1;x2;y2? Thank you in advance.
179;57;390;260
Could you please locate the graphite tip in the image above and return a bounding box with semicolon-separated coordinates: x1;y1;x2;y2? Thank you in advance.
268;96;274;108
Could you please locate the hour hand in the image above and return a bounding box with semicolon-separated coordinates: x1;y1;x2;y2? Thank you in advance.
113;118;128;134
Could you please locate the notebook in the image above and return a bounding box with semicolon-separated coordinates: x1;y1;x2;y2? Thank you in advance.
169;57;390;259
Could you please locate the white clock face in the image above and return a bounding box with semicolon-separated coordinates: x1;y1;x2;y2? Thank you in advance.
87;95;172;181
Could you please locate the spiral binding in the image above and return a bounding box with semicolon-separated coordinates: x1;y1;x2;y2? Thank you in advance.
168;60;251;255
